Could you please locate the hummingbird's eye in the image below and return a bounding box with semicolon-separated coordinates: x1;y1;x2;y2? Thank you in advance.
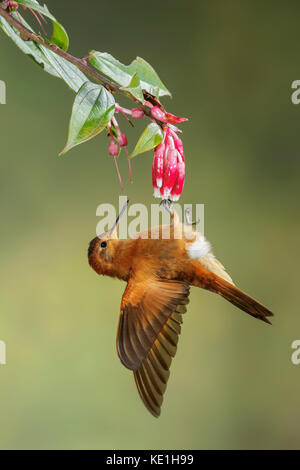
100;241;107;248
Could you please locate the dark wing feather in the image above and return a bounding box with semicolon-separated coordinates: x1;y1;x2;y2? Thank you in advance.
133;306;187;417
117;276;190;417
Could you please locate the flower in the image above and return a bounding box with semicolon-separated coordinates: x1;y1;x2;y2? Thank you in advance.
152;127;186;201
108;102;187;199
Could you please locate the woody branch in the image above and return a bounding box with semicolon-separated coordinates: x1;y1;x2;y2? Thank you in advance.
0;2;160;125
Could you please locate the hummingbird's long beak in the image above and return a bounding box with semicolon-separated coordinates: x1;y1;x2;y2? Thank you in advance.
109;199;129;238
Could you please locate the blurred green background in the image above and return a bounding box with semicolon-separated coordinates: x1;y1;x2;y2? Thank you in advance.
0;0;300;450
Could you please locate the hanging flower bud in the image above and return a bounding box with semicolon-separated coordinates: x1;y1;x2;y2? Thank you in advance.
151;125;186;201
117;132;128;147
7;1;19;13
108;137;119;157
131;108;145;119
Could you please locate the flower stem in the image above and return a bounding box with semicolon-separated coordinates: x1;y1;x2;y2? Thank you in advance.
113;156;124;190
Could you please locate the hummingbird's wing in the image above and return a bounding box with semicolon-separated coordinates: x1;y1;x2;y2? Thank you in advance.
133;308;186;418
117;277;190;417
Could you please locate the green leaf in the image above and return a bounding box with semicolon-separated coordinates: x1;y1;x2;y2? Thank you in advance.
135;57;170;98
39;45;88;92
0;14;59;77
89;52;136;90
120;72;144;102
60;82;115;155
89;51;171;101
130;123;163;158
0;10;87;92
16;0;69;51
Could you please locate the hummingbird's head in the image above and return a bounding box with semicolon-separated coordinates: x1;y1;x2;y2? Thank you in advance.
88;200;129;278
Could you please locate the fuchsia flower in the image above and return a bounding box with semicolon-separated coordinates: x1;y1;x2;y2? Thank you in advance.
149;104;187;200
108;101;187;200
152;126;186;201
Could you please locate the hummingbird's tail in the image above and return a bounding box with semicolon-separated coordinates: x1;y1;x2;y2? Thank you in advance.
190;260;274;323
211;275;274;324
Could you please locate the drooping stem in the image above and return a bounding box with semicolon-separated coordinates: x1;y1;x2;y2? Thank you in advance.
124;147;133;183
113;156;124;190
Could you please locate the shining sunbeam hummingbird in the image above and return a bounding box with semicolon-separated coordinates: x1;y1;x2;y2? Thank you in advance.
88;200;274;417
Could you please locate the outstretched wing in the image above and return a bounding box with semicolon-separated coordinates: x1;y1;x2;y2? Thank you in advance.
117;276;190;417
133;302;188;417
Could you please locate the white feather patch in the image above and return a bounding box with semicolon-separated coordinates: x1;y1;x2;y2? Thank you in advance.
186;234;211;259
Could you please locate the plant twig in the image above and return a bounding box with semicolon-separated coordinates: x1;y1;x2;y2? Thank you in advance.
0;4;158;123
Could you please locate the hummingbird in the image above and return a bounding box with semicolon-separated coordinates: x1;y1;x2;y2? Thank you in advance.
88;200;274;417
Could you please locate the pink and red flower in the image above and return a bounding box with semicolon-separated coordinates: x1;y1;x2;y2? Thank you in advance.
152;127;186;201
109;101;187;200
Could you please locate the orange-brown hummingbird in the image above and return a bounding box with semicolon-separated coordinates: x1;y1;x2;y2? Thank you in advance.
88;200;274;417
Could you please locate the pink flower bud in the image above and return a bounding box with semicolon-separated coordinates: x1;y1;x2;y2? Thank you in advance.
8;1;19;11
165;112;188;124
170;158;185;201
161;148;178;198
131;108;145;119
144;101;153;108
151;106;167;123
108;138;119;157
117;132;128;147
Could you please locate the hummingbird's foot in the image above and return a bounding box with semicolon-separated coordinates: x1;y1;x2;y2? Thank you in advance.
160;199;180;226
185;208;200;226
160;198;173;214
